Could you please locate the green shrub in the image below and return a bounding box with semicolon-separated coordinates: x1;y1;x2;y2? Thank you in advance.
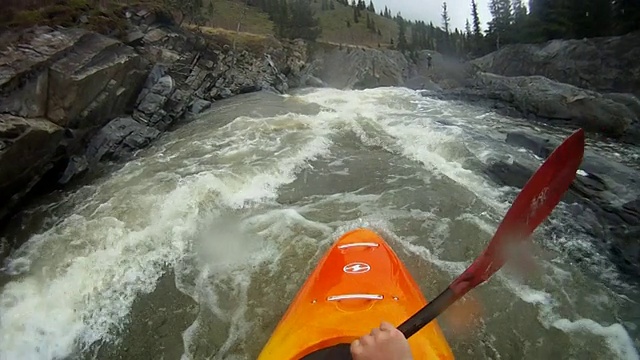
8;10;44;27
68;0;90;10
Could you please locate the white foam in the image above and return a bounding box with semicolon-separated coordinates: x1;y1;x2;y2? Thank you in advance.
2;87;637;360
553;319;639;360
499;269;639;359
0;107;336;360
297;88;508;212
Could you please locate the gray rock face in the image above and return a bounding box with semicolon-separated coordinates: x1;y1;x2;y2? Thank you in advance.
471;31;640;95
45;31;148;129
190;98;213;115
435;72;639;142
0;16;313;227
85;116;160;164
311;46;409;89
0;27;149;224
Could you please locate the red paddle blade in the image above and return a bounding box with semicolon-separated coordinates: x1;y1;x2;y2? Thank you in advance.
450;128;585;295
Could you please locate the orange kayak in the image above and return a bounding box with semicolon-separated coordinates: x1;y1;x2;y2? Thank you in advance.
258;228;455;359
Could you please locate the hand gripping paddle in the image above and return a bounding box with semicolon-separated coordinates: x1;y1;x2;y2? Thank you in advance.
302;128;585;359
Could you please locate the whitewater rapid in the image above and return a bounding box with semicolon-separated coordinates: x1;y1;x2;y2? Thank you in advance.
0;87;638;360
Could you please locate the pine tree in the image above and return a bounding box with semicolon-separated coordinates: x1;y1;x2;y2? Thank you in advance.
465;18;472;37
396;14;408;51
471;0;482;38
287;0;322;40
441;1;450;34
207;0;214;16
367;0;375;12
488;0;513;48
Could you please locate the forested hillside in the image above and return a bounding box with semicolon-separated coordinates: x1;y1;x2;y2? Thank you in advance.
3;0;639;58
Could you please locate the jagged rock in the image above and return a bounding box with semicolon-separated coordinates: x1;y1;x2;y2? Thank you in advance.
436;72;638;141
471;31;640;95
46;31;148;129
0;27;86;118
125;30;145;46
138;93;168;114
0;15;313;226
143;28;168;44
313;46;408;89
85;116;160;164
190;98;212;115
404;76;442;91
59;155;89;184
0;115;64;220
303;75;326;88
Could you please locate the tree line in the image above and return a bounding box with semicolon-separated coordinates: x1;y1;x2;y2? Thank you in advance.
163;0;639;57
470;0;640;55
250;0;321;40
389;0;640;57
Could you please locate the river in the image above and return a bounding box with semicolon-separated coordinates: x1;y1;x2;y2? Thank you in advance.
0;87;638;360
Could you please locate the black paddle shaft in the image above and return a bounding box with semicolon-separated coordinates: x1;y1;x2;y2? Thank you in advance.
397;287;458;339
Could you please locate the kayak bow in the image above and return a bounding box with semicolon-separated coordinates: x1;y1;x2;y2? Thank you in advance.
258;228;454;360
259;129;585;360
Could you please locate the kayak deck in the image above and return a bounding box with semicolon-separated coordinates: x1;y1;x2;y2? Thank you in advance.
258;228;454;359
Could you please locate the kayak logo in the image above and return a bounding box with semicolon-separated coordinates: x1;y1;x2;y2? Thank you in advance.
343;262;371;274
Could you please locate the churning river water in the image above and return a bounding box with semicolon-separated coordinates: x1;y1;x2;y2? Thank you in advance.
1;87;639;360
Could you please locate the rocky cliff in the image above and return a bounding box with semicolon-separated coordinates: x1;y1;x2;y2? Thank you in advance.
431;72;640;144
0;8;312;227
471;31;640;96
425;31;640;145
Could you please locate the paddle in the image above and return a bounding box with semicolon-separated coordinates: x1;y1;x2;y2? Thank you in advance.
398;128;585;338
302;128;585;360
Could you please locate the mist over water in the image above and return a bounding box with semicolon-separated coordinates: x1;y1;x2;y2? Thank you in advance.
1;88;638;360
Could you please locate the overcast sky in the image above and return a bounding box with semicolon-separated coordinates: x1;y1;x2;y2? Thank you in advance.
372;0;492;31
